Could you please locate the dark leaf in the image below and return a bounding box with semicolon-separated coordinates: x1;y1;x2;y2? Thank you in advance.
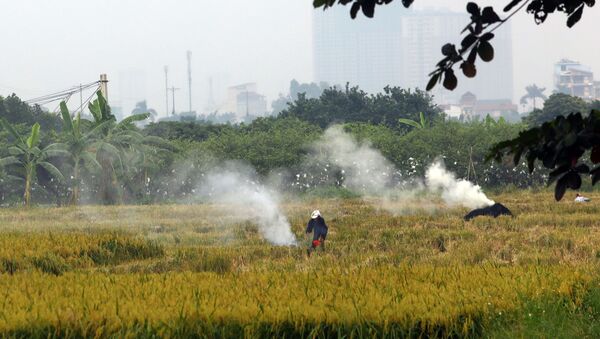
461;62;477;78
527;152;536;173
504;0;523;12
350;2;360;18
584;0;595;6
548;164;570;186
513;148;523;166
461;34;477;48
478;41;494;62
566;171;582;189
361;0;376;18
591;145;600;163
567;5;584;28
592;167;600;185
466;2;480;16
467;46;478;64
474;21;483;34
313;0;328;8
480;32;495;42
443;69;458;90
426;73;440;91
481;7;502;24
401;0;414;7
555;174;568;201
575;164;590;173
441;43;457;56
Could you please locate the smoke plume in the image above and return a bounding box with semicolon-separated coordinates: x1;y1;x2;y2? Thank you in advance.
425;161;495;209
312;126;495;211
198;165;297;246
315;125;396;194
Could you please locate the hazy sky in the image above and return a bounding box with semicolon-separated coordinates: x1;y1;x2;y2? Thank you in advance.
1;1;599;115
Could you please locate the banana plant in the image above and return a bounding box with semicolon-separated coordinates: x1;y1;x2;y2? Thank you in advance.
59;102;106;205
398;112;428;130
87;91;162;204
0;120;68;207
122;135;176;200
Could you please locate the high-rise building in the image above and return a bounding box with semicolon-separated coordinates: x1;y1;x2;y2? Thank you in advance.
117;69;147;119
554;59;596;100
313;5;514;103
223;83;267;119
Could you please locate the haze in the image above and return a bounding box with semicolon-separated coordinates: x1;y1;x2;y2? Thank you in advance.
1;0;598;115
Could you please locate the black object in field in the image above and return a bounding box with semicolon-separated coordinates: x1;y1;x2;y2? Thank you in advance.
464;203;513;221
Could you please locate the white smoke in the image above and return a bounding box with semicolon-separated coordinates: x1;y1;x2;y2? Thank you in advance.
198;166;297;246
312;126;495;211
425;161;495;209
316;126;395;194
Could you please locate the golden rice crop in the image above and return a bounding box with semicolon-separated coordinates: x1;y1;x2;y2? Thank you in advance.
0;265;591;337
0;191;598;336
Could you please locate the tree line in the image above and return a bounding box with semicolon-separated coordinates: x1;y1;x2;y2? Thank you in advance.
3;85;593;206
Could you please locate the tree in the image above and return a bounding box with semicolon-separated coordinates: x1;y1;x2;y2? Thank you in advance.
272;80;330;114
144;121;233;142
524;93;588;127
86;92;173;204
58;102;104;205
84;92;143;204
314;0;594;91
279;85;441;130
0;94;62;131
201;117;322;174
132;101;158;123
398;112;428;130
520;84;547;110
488;111;600;201
0;121;67;207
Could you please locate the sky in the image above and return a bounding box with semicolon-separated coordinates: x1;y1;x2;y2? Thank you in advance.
0;0;599;116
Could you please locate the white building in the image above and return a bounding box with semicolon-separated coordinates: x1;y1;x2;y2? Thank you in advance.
313;5;514;103
223;83;267;119
554;59;597;100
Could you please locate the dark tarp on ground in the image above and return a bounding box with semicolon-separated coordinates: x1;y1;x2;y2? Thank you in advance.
464;203;513;221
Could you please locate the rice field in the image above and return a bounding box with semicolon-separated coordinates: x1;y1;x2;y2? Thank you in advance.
1;191;600;337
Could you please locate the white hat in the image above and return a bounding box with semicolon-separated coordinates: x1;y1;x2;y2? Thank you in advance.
311;210;321;219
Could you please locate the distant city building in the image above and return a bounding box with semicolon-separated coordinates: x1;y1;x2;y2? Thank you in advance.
554;59;597;100
223;83;267;119
117;70;146;119
313;6;514;103
203;73;230;113
444;92;519;121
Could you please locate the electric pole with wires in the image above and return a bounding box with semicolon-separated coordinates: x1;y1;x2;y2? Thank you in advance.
169;86;180;116
164;66;169;116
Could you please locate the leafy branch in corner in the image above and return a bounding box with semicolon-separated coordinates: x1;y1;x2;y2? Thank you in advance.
313;0;595;91
486;111;600;201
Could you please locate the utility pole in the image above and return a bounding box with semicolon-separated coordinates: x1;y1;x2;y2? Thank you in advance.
99;74;109;100
169;86;180;116
79;84;83;114
187;51;192;114
164;66;169;116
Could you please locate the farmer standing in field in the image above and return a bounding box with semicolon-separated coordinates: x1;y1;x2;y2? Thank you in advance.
306;210;328;257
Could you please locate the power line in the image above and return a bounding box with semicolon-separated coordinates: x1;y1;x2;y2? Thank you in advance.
25;81;99;106
70;85;101;115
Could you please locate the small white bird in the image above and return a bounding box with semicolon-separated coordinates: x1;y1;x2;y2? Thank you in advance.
574;193;591;203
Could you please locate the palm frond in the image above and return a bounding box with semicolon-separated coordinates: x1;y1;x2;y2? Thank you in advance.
38;161;65;183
